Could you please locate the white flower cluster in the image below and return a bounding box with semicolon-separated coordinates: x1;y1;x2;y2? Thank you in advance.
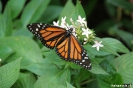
53;15;103;51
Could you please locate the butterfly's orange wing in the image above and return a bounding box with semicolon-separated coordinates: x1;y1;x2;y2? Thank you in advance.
56;35;91;70
27;23;66;49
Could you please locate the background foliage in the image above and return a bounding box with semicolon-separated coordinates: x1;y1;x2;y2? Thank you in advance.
0;0;133;88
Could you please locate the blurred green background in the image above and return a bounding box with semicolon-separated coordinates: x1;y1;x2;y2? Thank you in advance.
0;0;133;88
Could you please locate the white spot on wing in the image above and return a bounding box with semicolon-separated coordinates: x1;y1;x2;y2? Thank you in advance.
82;60;85;62
36;28;38;31
37;24;40;28
84;57;88;59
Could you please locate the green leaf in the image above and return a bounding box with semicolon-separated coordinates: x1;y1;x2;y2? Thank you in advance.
26;58;60;76
84;0;98;16
20;0;50;27
97;73;123;88
0;58;21;88
66;82;75;88
105;1;116;18
8;0;26;19
59;0;75;23
110;25;133;48
42;48;66;66
84;44;110;59
0;1;2;13
110;52;133;83
0;36;43;70
59;0;86;22
100;38;130;56
39;5;63;23
75;0;86;18
0;2;12;37
34;68;70;88
13;27;33;37
12;72;36;88
0;45;14;62
107;0;133;11
90;59;109;75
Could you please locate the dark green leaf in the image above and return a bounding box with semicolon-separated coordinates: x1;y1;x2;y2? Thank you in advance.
84;0;98;16
0;58;21;88
107;0;133;11
110;25;133;48
0;1;2;13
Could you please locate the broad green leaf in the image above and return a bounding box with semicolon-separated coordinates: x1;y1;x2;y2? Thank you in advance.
26;58;60;76
107;0;133;11
0;45;14;62
13;27;33;37
90;59;109;75
42;48;66;66
0;58;21;88
48;84;67;88
75;0;86;18
100;38;130;56
20;0;50;27
34;68;70;88
0;36;43;70
0;2;12;37
12;72;36;88
8;0;26;19
39;5;63;23
59;0;75;23
110;52;133;83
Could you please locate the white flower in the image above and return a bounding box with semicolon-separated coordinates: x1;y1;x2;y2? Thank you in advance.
61;16;66;23
82;28;92;38
0;58;1;62
53;21;59;26
77;15;86;24
92;41;104;51
70;18;73;22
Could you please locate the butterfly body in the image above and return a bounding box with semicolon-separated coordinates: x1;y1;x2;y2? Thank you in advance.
27;23;91;70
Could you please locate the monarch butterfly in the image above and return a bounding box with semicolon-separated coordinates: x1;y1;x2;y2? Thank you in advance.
27;23;91;70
